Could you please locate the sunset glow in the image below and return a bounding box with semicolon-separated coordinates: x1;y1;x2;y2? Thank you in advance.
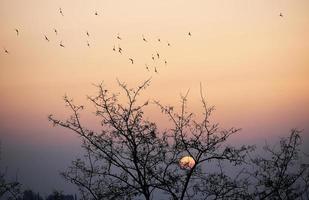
1;0;309;196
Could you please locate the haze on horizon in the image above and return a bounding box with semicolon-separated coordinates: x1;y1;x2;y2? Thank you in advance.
0;0;308;195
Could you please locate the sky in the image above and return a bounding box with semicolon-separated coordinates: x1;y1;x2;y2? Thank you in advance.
0;0;309;196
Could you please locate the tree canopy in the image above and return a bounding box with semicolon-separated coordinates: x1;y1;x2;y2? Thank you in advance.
49;80;309;200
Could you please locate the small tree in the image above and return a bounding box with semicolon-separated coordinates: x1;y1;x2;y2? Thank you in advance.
0;142;22;200
247;129;309;200
0;171;21;200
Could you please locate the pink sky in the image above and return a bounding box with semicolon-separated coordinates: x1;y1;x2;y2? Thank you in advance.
0;0;308;194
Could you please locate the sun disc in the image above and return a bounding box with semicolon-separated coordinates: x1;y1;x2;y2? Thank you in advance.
179;156;195;169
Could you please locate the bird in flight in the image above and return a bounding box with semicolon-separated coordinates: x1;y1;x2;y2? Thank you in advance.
15;29;19;36
152;54;155;61
60;41;65;48
113;45;116;51
54;28;58;35
117;33;122;40
87;41;90;47
156;52;160;59
142;35;147;42
44;35;50;42
158;38;161;42
3;48;9;54
188;32;192;36
279;12;283;17
154;67;158;73
86;31;90;37
118;46;123;54
145;64;149;71
129;58;134;64
167;42;171;46
59;8;64;16
95;11;98;16
164;60;167;65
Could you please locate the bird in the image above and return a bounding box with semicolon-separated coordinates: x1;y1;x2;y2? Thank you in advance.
156;52;160;59
54;28;58;35
158;38;161;42
44;35;50;42
164;60;167;65
142;35;147;42
118;46;123;54
86;31;90;37
279;12;283;17
145;64;149;71
59;7;64;16
15;29;19;36
3;48;9;54
188;32;192;36
95;11;98;16
154;67;158;73
113;45;116;51
167;42;171;46
87;41;90;47
152;54;155;61
117;33;122;40
60;41;65;48
129;58;134;64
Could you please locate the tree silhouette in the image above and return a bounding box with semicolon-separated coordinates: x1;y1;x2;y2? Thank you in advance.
0;142;22;200
48;80;308;200
246;129;309;200
0;171;21;200
22;189;43;200
46;190;75;200
0;141;21;199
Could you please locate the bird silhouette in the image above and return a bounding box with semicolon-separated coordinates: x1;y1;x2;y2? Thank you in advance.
54;28;58;35
158;38;161;42
86;31;90;37
95;11;98;16
167;42;171;46
279;13;283;17
145;64;149;71
3;48;9;54
164;60;167;65
188;32;192;36
154;67;158;73
118;46;122;54
44;35;50;42
142;35;147;42
113;45;116;51
60;41;65;48
129;58;134;64
87;41;90;47
59;8;64;16
117;33;122;40
152;55;155;61
15;29;19;36
156;52;160;59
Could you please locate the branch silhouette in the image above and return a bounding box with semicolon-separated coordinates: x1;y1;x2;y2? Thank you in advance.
48;80;308;200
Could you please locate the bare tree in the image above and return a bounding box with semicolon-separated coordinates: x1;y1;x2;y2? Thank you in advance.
48;80;308;200
0;171;21;200
0;142;22;200
246;129;309;200
48;80;252;200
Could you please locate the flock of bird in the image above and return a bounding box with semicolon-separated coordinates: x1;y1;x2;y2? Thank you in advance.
111;31;186;73
1;7;196;74
2;8;285;73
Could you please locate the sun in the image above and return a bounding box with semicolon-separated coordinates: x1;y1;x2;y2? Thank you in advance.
179;156;195;169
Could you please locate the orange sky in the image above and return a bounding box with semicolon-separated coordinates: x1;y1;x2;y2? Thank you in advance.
1;0;309;142
1;0;309;194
